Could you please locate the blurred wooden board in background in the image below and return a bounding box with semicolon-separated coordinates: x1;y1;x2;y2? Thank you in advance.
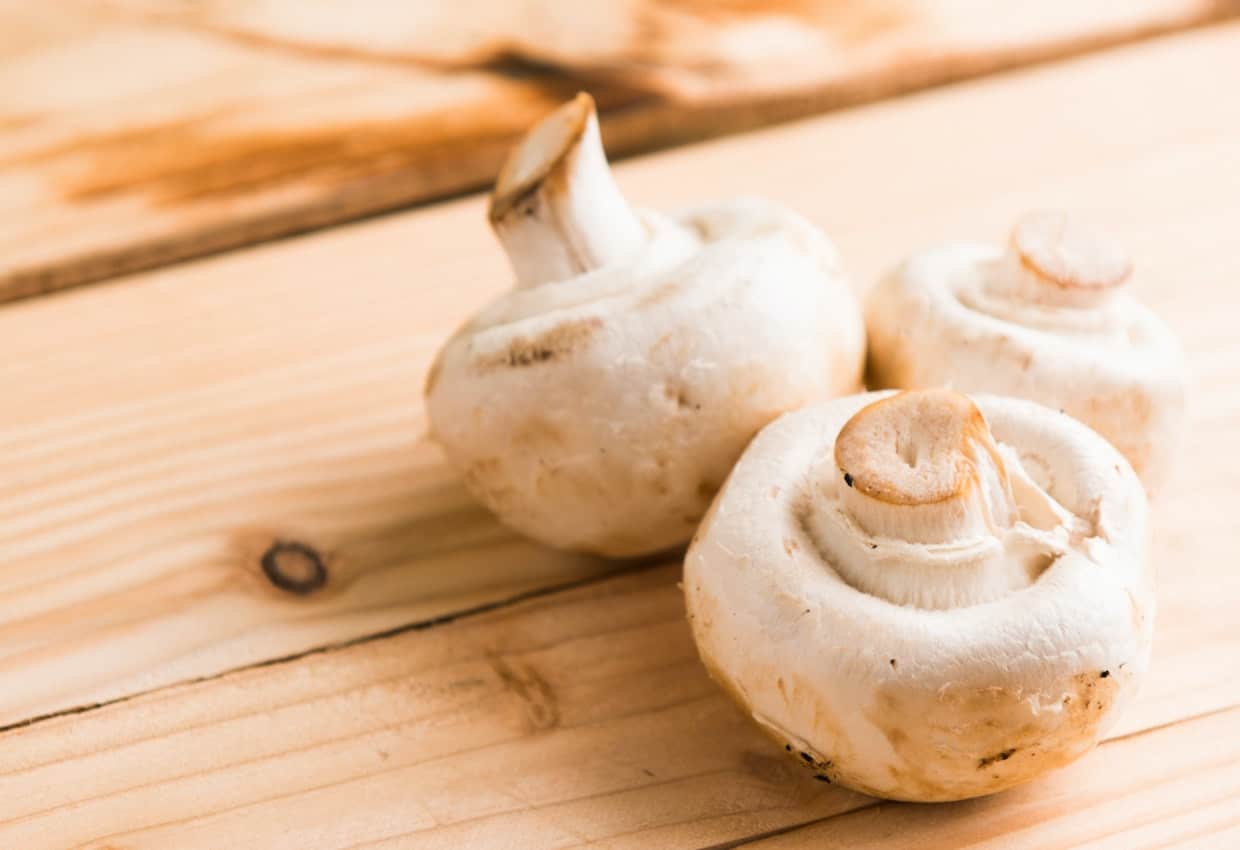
2;0;1237;303
1;25;1239;847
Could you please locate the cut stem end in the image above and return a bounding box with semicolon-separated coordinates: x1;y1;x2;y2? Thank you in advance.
991;210;1131;309
489;92;646;288
834;390;1012;545
811;391;1051;610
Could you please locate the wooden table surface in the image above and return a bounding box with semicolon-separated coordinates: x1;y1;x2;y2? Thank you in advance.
2;18;1240;850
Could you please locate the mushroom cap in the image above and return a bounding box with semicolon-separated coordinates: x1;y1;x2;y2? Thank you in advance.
427;198;865;556
684;390;1152;801
865;212;1186;491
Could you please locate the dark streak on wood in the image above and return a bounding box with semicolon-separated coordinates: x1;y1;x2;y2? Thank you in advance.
486;653;561;732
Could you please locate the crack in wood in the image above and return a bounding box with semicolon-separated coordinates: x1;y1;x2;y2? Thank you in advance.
0;559;666;737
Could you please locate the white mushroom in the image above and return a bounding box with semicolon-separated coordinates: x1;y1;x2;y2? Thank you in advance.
684;389;1152;801
865;211;1186;490
426;93;865;556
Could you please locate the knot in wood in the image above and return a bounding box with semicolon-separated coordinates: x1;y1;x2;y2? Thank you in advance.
261;541;327;595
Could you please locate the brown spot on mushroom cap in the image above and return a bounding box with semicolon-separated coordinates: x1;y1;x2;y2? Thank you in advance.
868;668;1122;800
1011;210;1132;293
663;382;694;410
977;748;1017;768
834;389;1007;507
474;317;603;372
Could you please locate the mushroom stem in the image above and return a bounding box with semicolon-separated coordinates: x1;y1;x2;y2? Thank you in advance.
489;93;647;289
812;391;1050;609
989;210;1131;309
834;390;1014;545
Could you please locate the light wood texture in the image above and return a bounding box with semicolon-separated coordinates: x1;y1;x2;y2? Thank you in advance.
0;563;1234;850
0;240;620;727
3;22;1240;734
0;23;1238;849
3;0;1237;302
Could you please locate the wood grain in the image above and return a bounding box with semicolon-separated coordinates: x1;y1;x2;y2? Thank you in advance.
2;0;1237;302
0;249;621;726
2;20;1239;743
0;564;1234;850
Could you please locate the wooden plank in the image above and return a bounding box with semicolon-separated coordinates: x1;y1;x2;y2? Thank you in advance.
0;233;619;727
0;564;1234;850
739;707;1240;850
2;22;1240;731
3;0;1237;303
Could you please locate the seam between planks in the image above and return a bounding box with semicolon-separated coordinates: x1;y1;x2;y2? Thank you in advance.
0;556;672;737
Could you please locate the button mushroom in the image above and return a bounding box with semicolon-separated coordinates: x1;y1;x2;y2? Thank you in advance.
684;389;1152;801
426;93;865;555
864;211;1186;490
